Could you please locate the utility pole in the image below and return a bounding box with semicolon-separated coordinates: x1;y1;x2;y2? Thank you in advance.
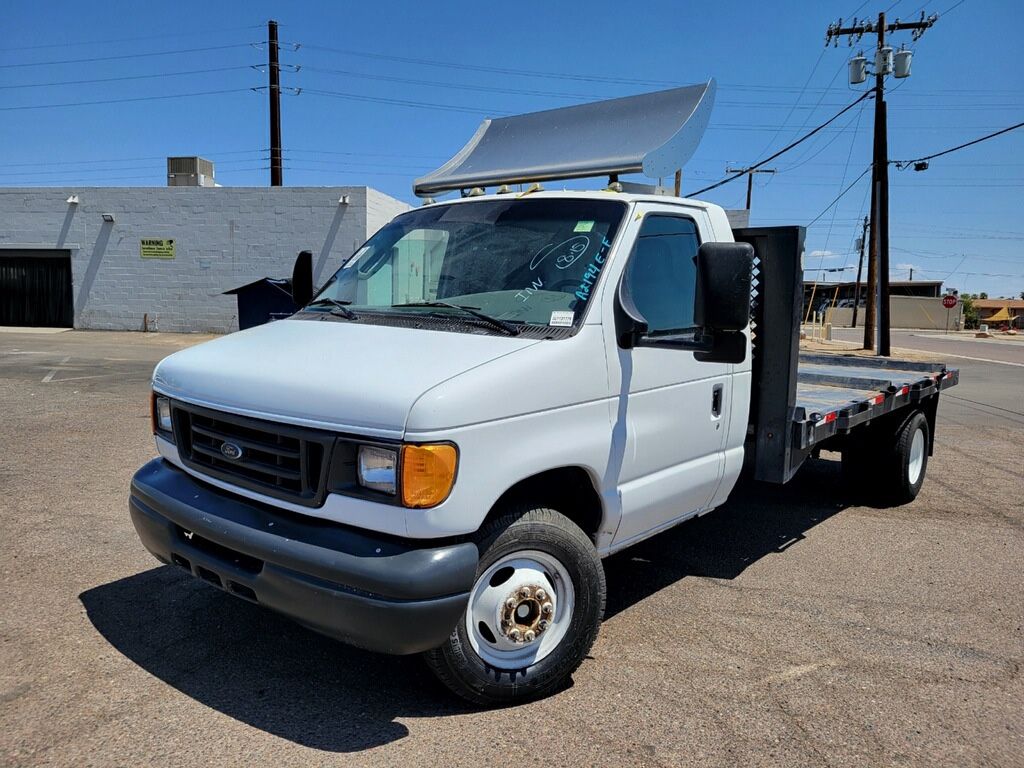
725;166;777;210
826;10;937;354
268;19;283;187
851;215;868;329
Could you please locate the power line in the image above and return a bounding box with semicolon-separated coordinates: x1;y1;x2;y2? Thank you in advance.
750;47;827;161
686;91;874;196
0;43;256;69
893;121;1024;168
298;42;680;87
816;97;868;273
806;167;874;226
0;88;252;111
0;25;264;51
300;65;602;101
0;168;268;185
0;65;254;89
0;150;267;168
300;87;510;115
0;158;268;177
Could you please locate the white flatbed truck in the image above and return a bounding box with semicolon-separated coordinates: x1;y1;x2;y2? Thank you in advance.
128;86;958;705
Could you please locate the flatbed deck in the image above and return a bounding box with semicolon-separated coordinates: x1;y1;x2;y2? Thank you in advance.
794;352;958;441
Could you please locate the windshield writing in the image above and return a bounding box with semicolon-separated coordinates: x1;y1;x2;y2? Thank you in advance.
311;199;626;331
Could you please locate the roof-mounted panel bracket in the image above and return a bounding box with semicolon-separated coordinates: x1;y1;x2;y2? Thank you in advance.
413;80;717;197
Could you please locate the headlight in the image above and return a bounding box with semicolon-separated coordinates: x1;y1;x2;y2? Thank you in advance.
357;445;397;495
152;394;173;435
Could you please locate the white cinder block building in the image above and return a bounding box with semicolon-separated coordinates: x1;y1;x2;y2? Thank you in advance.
0;185;409;333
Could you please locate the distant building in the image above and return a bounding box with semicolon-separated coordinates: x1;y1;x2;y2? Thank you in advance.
974;299;1024;329
0;184;408;332
803;280;943;313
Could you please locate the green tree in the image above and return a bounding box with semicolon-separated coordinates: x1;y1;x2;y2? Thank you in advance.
960;293;979;329
979;292;989;299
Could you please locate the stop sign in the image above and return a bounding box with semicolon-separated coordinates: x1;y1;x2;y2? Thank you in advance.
942;295;958;309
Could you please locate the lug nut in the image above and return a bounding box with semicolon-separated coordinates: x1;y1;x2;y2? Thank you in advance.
541;602;554;615
520;587;531;598
538;619;550;631
509;629;522;642
524;630;536;642
535;589;547;601
505;597;517;609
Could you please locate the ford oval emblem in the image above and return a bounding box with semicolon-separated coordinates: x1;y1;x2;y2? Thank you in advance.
220;441;243;461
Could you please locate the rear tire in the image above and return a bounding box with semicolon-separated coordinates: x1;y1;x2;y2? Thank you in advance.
883;410;930;505
424;504;605;707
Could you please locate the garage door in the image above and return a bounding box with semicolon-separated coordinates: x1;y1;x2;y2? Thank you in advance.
0;250;73;327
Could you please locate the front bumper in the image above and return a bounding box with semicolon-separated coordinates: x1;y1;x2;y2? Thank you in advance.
128;458;478;655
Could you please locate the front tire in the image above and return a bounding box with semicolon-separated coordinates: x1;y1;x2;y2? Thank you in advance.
424;505;605;706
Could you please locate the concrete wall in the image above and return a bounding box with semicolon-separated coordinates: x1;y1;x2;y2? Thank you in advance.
0;186;410;333
825;296;964;330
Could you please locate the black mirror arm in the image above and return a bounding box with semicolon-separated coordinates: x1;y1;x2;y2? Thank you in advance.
614;278;648;348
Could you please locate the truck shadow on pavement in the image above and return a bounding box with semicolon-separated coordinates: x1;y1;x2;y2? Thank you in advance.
80;457;852;753
602;456;851;620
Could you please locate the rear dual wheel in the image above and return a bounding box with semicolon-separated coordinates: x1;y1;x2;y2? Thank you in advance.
842;409;930;505
424;505;605;706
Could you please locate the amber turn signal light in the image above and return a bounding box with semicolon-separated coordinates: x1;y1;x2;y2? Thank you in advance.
401;444;458;508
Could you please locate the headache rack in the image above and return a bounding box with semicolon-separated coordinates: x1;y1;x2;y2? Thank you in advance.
734;226;958;484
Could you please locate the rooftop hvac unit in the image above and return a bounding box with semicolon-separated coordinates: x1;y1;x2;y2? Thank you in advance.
167;156;215;187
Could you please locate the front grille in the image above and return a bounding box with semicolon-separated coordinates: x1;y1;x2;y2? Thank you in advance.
172;402;333;506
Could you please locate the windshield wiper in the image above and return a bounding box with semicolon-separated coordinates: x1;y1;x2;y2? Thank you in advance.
306;297;357;320
391;300;521;336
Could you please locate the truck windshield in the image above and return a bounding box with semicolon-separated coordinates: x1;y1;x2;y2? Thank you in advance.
310;198;627;332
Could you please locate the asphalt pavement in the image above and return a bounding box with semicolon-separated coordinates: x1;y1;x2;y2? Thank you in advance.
830;327;1024;367
1;329;1021;767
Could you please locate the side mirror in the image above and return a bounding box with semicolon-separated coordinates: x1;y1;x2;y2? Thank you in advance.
692;241;754;364
291;250;314;308
693;242;755;331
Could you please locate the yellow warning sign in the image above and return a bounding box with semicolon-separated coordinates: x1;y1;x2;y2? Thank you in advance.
140;238;175;259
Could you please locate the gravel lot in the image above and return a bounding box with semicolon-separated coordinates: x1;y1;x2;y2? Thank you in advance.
1;329;1021;767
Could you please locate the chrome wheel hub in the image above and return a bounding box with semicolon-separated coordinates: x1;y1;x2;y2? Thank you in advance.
500;583;554;643
465;550;575;669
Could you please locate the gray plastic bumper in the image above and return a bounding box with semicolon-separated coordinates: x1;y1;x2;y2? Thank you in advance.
128;458;478;655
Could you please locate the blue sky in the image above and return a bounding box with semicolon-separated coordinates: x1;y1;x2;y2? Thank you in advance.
2;0;1021;297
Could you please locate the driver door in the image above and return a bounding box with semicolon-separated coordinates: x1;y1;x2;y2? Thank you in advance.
606;206;731;547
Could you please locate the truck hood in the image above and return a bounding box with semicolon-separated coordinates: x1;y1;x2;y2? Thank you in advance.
152;318;541;438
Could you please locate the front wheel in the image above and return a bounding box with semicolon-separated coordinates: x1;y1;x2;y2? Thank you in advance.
423;505;605;706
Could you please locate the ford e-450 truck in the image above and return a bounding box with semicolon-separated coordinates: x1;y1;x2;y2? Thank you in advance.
128;86;958;705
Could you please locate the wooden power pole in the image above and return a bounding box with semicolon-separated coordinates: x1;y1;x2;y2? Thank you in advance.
851;215;869;329
826;10;937;354
725;166;777;211
268;19;283;187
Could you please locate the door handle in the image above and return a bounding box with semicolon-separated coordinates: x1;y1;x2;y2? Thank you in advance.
711;384;723;417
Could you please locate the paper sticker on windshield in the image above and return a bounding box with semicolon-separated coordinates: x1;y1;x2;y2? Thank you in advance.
574;220;595;233
342;247;368;268
549;310;574;327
